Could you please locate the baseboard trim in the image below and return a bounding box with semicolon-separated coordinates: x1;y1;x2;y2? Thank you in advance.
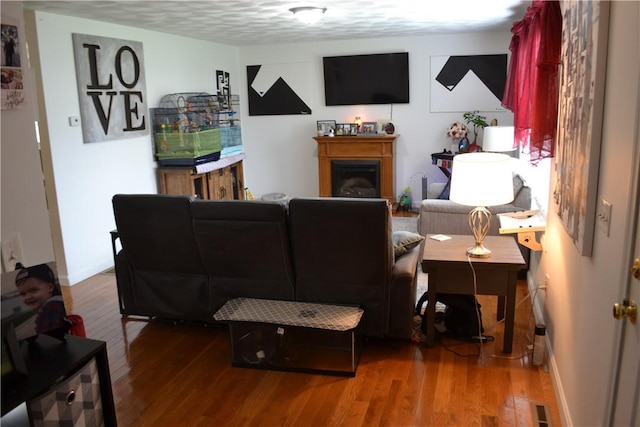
527;271;571;427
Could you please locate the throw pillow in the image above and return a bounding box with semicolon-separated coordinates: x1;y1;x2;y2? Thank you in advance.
393;231;425;258
513;174;524;198
437;179;451;199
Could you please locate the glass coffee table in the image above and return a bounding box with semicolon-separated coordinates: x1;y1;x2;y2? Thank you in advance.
214;298;364;376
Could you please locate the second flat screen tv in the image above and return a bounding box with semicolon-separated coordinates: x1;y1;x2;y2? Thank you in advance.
323;52;409;106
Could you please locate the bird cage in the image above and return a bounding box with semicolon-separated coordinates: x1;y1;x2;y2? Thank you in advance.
218;94;243;156
151;92;223;166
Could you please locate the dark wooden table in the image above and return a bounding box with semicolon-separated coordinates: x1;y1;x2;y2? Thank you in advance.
421;235;526;353
430;151;456;178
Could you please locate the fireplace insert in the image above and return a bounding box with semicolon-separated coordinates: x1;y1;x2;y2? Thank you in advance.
331;160;381;198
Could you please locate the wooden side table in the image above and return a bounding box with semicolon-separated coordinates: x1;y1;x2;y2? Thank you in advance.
421;235;525;353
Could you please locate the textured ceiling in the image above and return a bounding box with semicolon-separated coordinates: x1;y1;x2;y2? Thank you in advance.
22;0;529;46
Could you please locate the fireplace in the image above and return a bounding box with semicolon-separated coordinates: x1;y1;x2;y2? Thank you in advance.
331;160;380;198
314;135;397;205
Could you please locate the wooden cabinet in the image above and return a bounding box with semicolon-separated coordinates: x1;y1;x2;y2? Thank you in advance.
208;166;234;200
159;168;210;199
158;154;245;200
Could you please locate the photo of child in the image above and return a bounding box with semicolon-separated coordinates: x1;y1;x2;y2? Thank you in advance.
14;263;67;335
1;262;68;340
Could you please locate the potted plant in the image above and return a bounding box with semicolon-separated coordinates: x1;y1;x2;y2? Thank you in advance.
463;110;489;144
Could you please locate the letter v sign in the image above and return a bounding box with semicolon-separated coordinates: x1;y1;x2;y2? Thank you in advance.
87;91;117;135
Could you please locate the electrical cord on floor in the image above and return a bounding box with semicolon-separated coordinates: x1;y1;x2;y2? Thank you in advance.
481;284;545;332
439;335;495;357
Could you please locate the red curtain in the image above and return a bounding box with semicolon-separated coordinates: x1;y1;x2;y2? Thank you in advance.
502;0;562;164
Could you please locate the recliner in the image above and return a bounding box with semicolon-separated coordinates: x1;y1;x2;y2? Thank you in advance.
112;194;210;322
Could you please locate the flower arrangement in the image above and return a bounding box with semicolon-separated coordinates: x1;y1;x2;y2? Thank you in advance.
447;122;468;139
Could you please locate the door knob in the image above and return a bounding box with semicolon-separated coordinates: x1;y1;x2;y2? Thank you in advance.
613;299;637;324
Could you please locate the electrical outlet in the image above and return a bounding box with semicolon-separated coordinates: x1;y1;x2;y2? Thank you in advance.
2;233;25;270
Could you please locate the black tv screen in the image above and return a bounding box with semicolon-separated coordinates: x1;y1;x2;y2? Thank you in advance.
323;52;410;106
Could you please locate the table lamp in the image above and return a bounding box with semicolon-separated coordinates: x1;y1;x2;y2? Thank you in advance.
449;152;514;257
482;126;517;156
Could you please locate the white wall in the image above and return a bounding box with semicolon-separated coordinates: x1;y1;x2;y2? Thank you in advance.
0;2;55;271
528;1;640;425
26;11;239;285
237;34;514;202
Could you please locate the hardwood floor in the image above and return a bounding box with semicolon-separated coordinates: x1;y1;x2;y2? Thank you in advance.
62;273;562;426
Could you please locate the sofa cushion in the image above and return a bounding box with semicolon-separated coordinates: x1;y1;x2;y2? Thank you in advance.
427;182;447;199
190;200;296;310
393;231;425;258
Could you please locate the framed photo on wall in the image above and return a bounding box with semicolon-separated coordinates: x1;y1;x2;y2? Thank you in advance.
1;17;26;110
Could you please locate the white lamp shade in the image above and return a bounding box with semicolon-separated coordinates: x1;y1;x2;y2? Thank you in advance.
449;153;514;207
482;126;515;152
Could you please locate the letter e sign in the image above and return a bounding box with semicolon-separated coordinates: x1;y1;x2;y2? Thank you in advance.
72;33;148;143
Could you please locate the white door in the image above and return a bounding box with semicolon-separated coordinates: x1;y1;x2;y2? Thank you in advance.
608;81;640;426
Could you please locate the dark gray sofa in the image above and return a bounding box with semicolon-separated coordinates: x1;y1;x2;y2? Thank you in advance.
111;195;421;339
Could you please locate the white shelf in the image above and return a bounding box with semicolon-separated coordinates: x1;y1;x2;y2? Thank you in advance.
498;210;546;251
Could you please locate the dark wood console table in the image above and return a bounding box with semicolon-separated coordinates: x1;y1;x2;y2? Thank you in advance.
1;334;117;425
314;135;397;205
431;151;456;178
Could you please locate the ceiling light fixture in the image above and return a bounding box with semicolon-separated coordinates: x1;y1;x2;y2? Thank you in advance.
289;6;327;25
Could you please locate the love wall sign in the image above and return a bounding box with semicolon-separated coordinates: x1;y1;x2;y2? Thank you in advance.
72;34;148;143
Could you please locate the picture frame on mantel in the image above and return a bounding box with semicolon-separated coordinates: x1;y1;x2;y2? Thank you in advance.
317;120;336;136
360;122;377;135
336;123;355;136
376;120;395;135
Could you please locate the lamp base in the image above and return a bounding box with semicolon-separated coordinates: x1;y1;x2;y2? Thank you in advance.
466;243;491;258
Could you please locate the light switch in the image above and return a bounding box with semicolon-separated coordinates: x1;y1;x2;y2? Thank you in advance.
68;116;80;127
596;199;612;236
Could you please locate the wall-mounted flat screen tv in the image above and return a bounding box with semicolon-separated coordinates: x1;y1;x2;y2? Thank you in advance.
323;52;410;106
